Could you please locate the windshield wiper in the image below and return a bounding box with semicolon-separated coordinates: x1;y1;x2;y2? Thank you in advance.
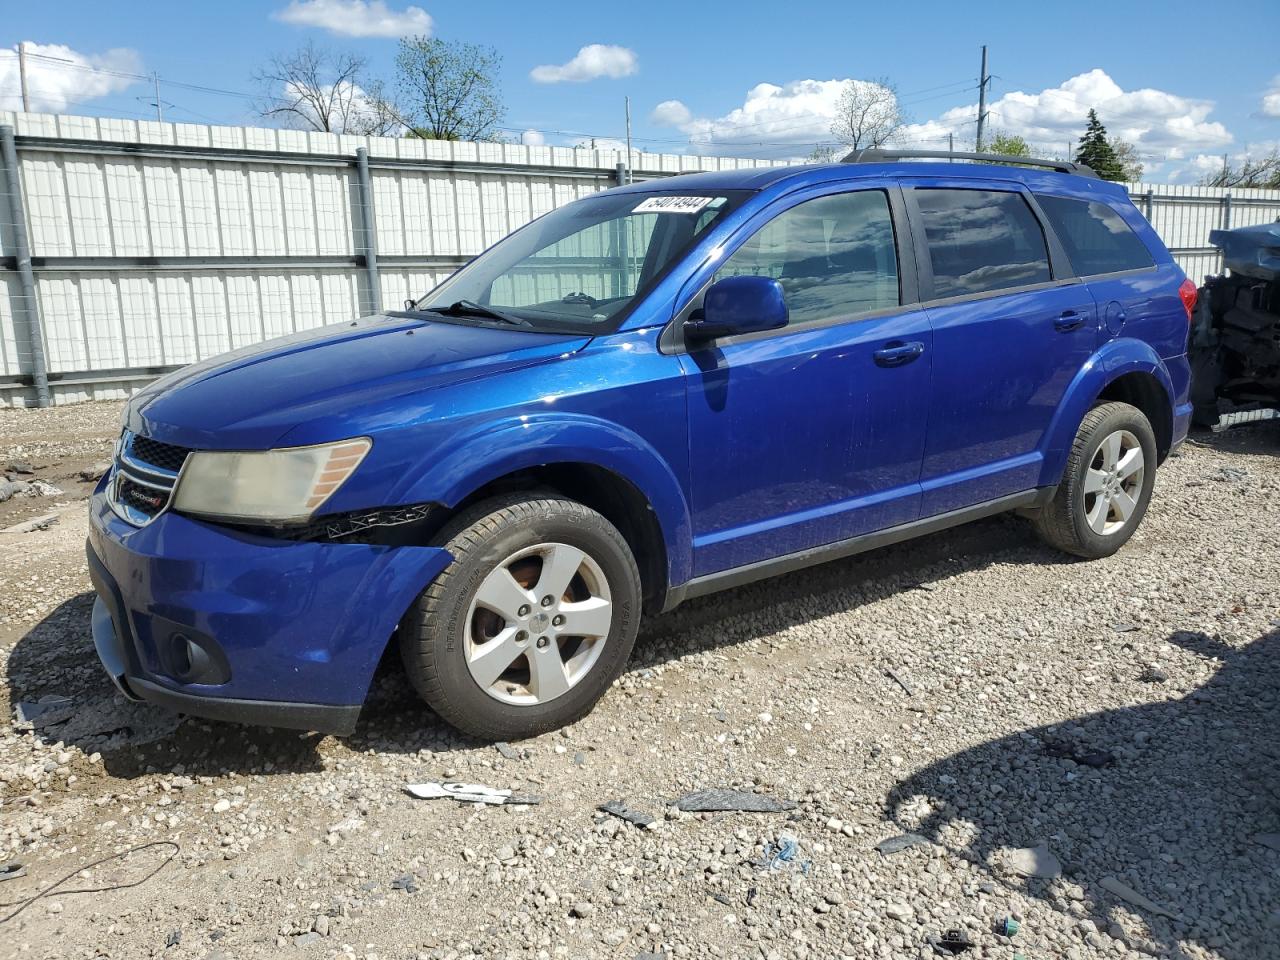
426;300;531;327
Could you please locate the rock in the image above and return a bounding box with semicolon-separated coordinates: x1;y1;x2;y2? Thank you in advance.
1006;843;1062;879
7;460;34;475
875;833;930;856
314;915;330;937
571;901;595;918
884;901;913;921
212;799;231;814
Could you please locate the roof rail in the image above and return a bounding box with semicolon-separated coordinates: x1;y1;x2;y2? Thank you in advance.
842;147;1098;179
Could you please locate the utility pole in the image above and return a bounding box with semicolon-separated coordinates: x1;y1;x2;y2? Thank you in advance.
975;44;990;152
17;42;30;113
948;132;953;161
624;96;633;184
152;72;163;123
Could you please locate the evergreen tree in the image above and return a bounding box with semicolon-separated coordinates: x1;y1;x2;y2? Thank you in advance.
1074;110;1125;181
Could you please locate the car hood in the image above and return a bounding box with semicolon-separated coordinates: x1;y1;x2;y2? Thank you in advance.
128;315;590;449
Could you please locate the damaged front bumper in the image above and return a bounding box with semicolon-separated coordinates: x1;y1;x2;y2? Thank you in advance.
86;481;453;735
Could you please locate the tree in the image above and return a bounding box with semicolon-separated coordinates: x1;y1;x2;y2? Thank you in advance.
1074;110;1125;181
1199;150;1280;189
1113;140;1144;182
807;144;840;163
395;37;504;141
253;41;401;136
829;78;904;153
987;132;1032;157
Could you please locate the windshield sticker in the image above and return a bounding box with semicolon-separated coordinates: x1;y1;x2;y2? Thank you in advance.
633;196;715;214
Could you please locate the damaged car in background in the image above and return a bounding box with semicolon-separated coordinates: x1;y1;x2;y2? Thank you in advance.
1190;222;1280;431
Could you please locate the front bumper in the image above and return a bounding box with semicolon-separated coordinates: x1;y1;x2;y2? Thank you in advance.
86;482;452;734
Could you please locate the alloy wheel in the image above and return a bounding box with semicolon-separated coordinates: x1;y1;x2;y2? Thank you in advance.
463;542;613;705
1083;428;1145;536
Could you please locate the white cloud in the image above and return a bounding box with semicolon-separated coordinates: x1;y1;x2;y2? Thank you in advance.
0;42;142;114
650;99;691;127
901;69;1232;159
1261;77;1280;119
650;78;850;158
520;129;545;146
274;0;432;38
530;44;637;84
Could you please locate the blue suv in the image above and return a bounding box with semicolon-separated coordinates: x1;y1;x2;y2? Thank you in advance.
88;150;1197;739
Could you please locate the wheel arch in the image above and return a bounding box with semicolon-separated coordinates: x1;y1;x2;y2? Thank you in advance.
396;414;692;606
1039;340;1176;487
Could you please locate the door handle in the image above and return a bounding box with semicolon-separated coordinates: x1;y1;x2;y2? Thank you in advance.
873;340;925;367
1054;310;1086;332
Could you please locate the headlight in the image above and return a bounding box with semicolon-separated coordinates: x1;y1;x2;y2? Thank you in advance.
172;439;371;523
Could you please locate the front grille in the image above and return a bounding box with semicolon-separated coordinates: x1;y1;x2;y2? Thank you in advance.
108;430;187;526
128;435;191;473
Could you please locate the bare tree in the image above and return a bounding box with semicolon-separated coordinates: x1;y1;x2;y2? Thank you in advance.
395;37;504;141
1199;150;1280;189
254;41;401;136
830;78;904;153
807;144;840;163
1113;140;1144;182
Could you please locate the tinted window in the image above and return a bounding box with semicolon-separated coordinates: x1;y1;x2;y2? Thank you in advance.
916;189;1051;299
715;190;899;326
1035;194;1154;276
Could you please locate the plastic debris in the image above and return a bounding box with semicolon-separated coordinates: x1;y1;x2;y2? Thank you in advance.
1042;740;1115;768
1000;916;1021;936
754;832;810;874
876;832;930;856
0;862;25;883
1006;843;1062;879
1110;622;1139;633
1097;875;1175;918
165;929;181;948
404;782;541;806
930;928;974;954
672;789;794;813
886;668;916;697
598;800;655;828
2;513;59;534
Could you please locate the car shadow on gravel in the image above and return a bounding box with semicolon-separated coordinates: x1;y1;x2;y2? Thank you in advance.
884;625;1279;960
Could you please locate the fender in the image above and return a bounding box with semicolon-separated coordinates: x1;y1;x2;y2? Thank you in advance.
1037;337;1174;487
392;412;694;587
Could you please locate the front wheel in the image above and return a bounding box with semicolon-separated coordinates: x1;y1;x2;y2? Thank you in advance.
1032;401;1158;559
400;494;641;740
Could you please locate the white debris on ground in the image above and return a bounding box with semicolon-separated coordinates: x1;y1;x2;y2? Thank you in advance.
0;401;1276;960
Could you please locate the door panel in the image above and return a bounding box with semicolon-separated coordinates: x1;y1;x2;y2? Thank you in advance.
921;285;1096;513
681;309;932;575
904;181;1097;515
678;184;932;577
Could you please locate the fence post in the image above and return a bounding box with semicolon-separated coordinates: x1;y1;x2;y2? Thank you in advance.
353;146;381;315
615;161;627;187
1222;191;1233;231
0;125;49;408
1144;188;1154;221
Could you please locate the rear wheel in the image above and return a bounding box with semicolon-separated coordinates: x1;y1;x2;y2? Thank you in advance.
1032;401;1157;559
401;494;641;740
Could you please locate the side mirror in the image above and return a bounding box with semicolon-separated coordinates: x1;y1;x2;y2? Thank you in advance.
683;275;789;344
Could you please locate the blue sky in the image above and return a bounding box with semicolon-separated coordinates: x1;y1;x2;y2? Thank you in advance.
3;0;1278;181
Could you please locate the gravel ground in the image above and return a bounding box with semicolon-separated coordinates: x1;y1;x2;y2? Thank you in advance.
0;401;1276;960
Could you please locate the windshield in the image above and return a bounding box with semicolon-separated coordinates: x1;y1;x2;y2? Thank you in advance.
412;190;746;333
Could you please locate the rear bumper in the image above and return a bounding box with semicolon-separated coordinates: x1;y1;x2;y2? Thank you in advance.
86;481;452;734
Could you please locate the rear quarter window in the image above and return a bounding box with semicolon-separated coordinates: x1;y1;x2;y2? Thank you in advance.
1034;194;1154;277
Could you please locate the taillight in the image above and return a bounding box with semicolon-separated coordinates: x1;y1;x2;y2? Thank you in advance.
1178;277;1198;324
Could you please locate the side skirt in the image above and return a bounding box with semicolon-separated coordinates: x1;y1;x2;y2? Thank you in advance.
660;487;1053;612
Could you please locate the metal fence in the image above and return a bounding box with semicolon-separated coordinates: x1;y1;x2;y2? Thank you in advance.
1;109;1278;407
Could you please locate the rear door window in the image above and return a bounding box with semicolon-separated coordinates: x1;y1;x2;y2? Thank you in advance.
715;190;900;326
1034;194;1154;276
915;188;1051;299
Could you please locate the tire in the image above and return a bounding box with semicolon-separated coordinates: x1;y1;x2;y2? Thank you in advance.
1032;401;1158;559
400;493;642;740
